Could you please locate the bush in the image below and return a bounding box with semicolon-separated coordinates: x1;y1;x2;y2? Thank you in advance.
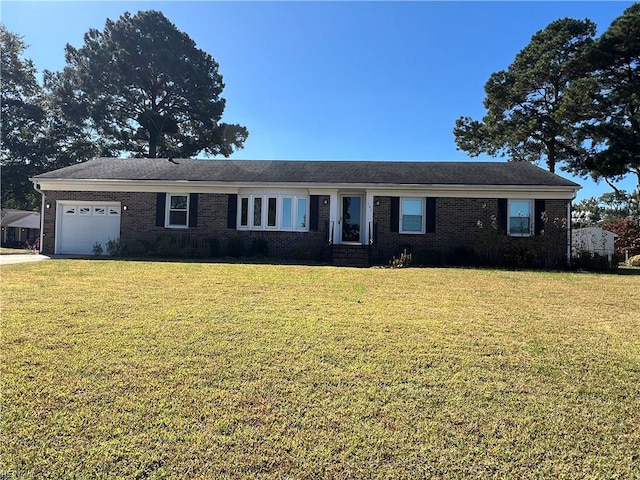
389;249;412;268
92;242;104;255
227;236;245;258
249;238;269;257
155;234;183;257
414;249;444;266
106;238;124;257
123;239;149;257
207;238;221;258
627;254;640;267
450;245;477;266
573;250;616;272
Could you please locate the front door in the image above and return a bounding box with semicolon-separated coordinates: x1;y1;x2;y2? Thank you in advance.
341;195;362;243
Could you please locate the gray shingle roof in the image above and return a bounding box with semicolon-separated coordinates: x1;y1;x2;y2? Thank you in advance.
34;157;580;187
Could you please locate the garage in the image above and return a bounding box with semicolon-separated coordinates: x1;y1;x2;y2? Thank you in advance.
56;201;121;255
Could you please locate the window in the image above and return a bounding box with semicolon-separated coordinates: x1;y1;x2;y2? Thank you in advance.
400;198;424;233
79;207;91;216
238;194;309;232
508;200;532;236
93;207;106;215
240;197;249;227
167;194;188;228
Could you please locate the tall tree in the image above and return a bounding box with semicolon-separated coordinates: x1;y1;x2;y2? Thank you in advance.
48;10;248;158
566;3;640;194
453;18;596;173
0;25;45;209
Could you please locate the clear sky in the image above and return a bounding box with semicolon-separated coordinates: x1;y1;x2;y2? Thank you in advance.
2;1;637;200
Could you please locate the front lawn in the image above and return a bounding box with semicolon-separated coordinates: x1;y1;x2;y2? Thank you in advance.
2;261;639;479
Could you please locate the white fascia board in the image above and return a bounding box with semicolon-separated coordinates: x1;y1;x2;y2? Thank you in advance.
32;179;241;194
33;179;579;199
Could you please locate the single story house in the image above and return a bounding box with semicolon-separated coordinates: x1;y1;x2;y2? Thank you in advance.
572;227;618;261
31;158;580;266
0;209;41;247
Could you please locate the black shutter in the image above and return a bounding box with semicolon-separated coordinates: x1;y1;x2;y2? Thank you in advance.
535;199;546;235
497;199;508;233
189;193;199;228
309;195;319;231
390;197;399;232
426;197;436;233
156;193;166;227
227;194;237;229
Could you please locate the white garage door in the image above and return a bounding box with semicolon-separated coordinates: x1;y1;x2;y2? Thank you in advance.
56;202;121;255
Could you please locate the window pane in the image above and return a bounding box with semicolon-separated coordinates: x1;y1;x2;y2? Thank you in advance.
170;195;188;210
282;198;292;228
402;215;422;232
254;197;262;226
509;201;530;218
296;198;307;228
267;197;277;227
240;198;248;226
169;211;187;226
402;199;422;216
510;217;531;235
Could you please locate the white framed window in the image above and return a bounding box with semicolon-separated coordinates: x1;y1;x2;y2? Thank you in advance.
508;200;533;236
79;207;91;216
64;206;76;215
238;193;309;232
166;194;189;228
108;207;120;216
93;207;106;215
400;198;425;234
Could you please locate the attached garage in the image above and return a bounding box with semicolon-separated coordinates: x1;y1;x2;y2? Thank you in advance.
56;201;121;255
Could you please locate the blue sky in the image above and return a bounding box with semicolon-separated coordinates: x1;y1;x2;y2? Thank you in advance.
2;1;636;200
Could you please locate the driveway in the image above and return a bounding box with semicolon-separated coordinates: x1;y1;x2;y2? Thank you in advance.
0;254;51;265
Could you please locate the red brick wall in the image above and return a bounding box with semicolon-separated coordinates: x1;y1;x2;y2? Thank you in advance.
41;190;569;266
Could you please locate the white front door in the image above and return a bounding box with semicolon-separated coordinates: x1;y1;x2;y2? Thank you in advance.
56;202;121;254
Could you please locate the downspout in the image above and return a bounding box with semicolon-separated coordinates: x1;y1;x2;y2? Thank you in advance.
32;180;45;254
567;191;578;267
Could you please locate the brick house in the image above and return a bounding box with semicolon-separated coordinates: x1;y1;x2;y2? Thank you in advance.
31;158;580;266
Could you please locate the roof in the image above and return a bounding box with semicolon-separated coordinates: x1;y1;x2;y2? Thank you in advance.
0;209;41;229
33;158;580;188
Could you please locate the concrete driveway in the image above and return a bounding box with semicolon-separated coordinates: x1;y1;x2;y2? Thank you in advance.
0;254;51;265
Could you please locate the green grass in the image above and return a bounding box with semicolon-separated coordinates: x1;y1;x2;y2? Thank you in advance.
2;261;639;479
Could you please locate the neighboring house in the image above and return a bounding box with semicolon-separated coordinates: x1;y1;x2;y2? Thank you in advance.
572;227;618;262
0;209;40;247
31;158;580;266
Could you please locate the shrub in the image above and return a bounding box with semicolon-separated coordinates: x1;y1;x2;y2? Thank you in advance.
155;234;183;257
414;249;444;266
572;250;616;272
207;238;221;258
227;236;244;258
389;249;412;268
106;238;124;257
92;242;104;255
249;238;269;257
450;245;477;266
123;239;149;257
627;254;640;267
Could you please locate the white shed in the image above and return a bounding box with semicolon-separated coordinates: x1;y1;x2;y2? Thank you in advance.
572;227;618;259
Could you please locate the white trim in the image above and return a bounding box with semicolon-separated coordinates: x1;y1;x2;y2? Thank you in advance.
399;197;426;234
165;193;189;229
237;192;309;232
34;179;579;199
507;199;533;237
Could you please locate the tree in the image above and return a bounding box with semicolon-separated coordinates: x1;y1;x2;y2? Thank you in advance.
572;190;640;227
602;217;640;259
565;3;640;194
48;10;248;159
453;18;597;173
0;25;45;209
